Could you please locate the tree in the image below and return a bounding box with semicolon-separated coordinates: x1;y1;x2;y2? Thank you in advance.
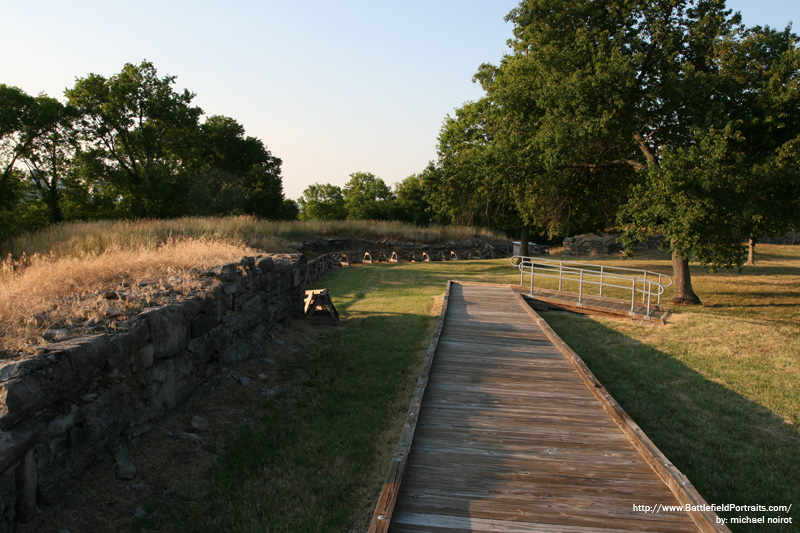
21;96;78;223
298;183;347;220
61;149;117;221
618;126;749;302
196;115;286;218
66;60;203;218
1;86;81;233
393;172;432;225
432;99;515;228
276;198;300;221
480;0;775;304
720;26;800;264
341;172;395;220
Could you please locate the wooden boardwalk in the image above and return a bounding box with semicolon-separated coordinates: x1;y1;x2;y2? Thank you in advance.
370;282;726;533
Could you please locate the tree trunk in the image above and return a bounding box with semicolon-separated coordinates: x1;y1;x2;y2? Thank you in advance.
671;249;701;305
746;234;756;266
519;226;530;256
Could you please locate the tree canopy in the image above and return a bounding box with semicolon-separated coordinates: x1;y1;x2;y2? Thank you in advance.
435;0;800;303
298;183;347;221
1;61;292;242
342;172;396;220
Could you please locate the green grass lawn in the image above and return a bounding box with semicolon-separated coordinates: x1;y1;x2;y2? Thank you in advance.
140;247;800;532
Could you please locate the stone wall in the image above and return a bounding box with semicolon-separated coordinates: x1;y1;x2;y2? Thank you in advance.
562;234;666;256
562;234;623;256
0;254;306;531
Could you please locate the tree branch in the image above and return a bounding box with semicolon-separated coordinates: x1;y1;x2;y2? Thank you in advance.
634;131;659;166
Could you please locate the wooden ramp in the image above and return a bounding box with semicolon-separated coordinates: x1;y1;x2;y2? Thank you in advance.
519;287;672;324
370;282;727;533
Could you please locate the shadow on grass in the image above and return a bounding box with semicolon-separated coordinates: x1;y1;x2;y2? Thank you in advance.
542;311;800;532
135;263;457;532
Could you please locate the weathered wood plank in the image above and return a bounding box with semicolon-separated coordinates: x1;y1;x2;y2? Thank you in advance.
391;511;695;533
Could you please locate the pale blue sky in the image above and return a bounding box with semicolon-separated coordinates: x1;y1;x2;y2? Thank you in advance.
2;1;797;201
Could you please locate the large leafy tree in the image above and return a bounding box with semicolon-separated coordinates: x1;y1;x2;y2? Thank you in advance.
298;183;347;221
723;26;800;264
432;99;519;230
1;85;36;239
21;96;78;223
1;84;34;205
66;61;203;218
341;172;395;220
393;172;432;225
476;0;800;304
1;86;82;233
196;115;286;217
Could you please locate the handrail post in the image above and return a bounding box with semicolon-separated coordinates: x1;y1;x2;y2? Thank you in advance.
559;262;563;292
657;274;663;306
530;262;534;295
631;278;636;314
646;282;652;318
578;271;584;306
599;266;604;298
642;272;648;302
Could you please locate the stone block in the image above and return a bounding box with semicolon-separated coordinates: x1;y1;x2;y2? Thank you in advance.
172;355;196;404
255;256;273;272
179;297;202;321
0;462;17;533
218;263;238;282
140;305;188;360
189;312;217;338
0;421;44;472
14;448;37;523
0;350;74;429
222;337;263;364
59;335;110;388
137;344;155;372
238;256;255;269
222;278;240;295
147;360;176;414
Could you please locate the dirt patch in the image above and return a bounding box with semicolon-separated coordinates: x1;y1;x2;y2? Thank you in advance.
18;319;329;533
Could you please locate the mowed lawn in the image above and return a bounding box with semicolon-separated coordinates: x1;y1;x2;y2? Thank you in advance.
143;246;799;532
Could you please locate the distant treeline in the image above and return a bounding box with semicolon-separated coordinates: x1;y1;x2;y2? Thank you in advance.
1;61;299;243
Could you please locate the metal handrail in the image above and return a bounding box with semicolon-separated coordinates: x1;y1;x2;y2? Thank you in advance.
510;256;673;319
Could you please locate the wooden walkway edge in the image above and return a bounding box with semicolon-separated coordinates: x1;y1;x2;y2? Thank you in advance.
369;280;455;530
369;281;728;533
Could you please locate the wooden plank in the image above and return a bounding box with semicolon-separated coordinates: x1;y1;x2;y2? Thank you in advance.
391;511;695;533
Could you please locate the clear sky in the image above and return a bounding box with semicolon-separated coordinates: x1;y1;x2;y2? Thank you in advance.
2;1;797;202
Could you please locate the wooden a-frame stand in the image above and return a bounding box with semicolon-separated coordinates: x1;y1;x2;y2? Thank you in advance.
303;289;340;324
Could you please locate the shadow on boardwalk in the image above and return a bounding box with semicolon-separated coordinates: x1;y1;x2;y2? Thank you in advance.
380;283;720;532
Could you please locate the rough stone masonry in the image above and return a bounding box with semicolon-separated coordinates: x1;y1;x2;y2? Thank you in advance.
0;253;306;531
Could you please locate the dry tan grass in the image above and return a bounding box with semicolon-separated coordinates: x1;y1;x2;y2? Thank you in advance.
0;216;506;261
0;237;260;356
